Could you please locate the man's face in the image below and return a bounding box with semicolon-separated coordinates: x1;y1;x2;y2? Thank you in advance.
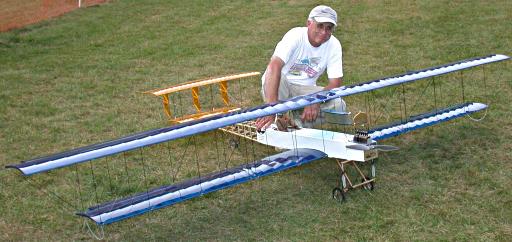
307;20;335;47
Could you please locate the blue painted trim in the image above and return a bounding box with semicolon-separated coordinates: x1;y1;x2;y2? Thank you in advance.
369;103;487;140
77;148;327;225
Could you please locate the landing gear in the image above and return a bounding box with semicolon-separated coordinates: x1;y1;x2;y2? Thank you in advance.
361;176;375;190
332;187;346;202
332;159;376;202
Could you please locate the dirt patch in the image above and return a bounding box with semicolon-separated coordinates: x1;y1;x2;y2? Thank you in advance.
0;0;107;32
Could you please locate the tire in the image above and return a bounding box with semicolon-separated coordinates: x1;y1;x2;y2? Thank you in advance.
361;177;375;190
332;187;346;202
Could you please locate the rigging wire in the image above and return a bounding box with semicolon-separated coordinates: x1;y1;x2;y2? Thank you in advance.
219;130;230;169
140;148;150;208
242;129;251;165
123;152;130;183
405;78;436;116
364;92;371;128
74;165;84;210
401;84;408;122
367;86;401;126
250;125;258;165
105;156;113;195
25;175;98;236
173;137;193;182
25;176;77;212
398;87;404;124
192;135;203;195
433;77;438;113
466;66;489;122
166;141;175;184
89;161;99;205
460;71;466;103
214;130;222;172
226;136;238;167
319;106;327;154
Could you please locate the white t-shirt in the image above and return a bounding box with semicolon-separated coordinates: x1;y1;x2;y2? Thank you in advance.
263;27;343;86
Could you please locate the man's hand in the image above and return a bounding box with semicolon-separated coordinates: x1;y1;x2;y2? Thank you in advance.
255;115;275;131
297;77;342;123
257;57;285;131
301;103;321;122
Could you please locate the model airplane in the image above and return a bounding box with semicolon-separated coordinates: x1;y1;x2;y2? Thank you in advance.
6;54;509;225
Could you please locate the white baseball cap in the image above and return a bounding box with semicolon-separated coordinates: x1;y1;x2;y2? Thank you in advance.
308;5;337;26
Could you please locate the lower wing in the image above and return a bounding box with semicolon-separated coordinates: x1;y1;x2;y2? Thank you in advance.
77;148;327;225
369;102;487;141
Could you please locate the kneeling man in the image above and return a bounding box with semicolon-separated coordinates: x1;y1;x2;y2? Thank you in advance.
256;5;346;130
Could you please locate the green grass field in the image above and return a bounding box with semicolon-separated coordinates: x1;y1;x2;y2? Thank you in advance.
1;0;511;241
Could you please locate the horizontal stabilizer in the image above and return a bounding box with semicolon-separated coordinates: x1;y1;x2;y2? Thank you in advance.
369;102;488;140
77;148;327;225
6;54;508;175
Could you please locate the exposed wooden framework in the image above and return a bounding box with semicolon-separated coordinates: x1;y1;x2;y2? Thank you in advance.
332;159;376;202
221;121;258;142
147;72;260;124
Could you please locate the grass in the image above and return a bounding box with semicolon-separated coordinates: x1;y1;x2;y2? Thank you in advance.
1;0;511;241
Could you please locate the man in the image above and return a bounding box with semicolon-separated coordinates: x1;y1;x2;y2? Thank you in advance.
255;5;346;131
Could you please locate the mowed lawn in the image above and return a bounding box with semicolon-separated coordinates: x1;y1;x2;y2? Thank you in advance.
1;0;511;241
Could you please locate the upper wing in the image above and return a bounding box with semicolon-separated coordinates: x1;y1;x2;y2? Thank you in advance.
6;54;509;175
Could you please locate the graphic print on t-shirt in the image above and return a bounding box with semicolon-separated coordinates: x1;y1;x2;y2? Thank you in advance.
289;57;321;78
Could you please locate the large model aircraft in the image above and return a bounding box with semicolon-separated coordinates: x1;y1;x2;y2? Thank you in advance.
6;54;509;225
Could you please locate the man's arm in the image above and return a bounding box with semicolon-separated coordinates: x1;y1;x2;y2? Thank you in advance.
255;57;285;130
263;56;285;103
324;77;342;91
301;77;342;122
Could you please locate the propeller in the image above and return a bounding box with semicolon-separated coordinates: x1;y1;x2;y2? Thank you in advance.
346;144;399;152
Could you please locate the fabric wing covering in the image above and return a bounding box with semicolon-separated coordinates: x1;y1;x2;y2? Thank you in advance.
6;54;509;176
369;102;488;140
77;148;327;225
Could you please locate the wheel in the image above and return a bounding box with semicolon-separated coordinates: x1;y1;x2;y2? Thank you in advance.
332;187;346;202
361;177;375;190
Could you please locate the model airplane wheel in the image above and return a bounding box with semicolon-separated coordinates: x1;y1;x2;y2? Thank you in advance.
332;187;346;202
362;177;375;191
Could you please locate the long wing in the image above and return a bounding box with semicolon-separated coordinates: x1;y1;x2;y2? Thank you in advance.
6;54;509;175
369;102;488;141
79;103;489;225
77;148;327;225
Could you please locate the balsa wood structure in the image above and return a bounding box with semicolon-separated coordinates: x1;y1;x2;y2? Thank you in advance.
146;72;260;124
